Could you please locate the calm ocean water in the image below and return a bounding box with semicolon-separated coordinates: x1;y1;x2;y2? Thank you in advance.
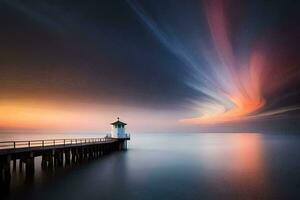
2;131;300;200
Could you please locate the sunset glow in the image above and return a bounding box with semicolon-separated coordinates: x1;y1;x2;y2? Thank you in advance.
0;100;103;129
0;0;299;131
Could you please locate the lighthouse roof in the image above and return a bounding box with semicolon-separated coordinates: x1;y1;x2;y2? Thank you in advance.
111;118;127;126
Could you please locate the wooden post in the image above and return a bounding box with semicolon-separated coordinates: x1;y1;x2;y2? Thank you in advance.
12;158;16;171
41;154;47;169
71;148;76;164
25;155;34;176
3;156;11;182
19;159;23;173
65;149;71;166
0;156;11;194
59;152;63;166
48;151;54;171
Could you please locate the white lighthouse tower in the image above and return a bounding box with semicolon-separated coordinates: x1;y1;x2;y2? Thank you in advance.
110;117;129;139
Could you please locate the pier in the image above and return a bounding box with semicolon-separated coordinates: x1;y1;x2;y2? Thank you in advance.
0;135;130;190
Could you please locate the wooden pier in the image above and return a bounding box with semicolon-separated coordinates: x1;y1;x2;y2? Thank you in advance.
0;135;130;189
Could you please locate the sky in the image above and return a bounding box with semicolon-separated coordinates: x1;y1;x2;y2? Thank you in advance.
0;0;299;132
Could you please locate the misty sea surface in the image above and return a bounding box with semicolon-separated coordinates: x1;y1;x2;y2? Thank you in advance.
1;131;300;200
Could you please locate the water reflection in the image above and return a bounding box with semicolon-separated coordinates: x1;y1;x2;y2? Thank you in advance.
230;134;269;199
196;133;270;199
2;132;300;199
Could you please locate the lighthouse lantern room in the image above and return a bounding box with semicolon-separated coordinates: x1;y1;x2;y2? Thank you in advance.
111;117;128;138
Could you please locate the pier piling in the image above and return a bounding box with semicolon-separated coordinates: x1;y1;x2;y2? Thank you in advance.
0;136;129;187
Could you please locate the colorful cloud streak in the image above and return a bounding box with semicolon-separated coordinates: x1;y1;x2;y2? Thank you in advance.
182;0;300;124
128;0;300;125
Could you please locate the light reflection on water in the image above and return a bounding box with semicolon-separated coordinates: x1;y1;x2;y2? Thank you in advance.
1;132;300;200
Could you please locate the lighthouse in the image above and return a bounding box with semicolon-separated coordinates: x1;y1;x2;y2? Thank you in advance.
110;117;129;139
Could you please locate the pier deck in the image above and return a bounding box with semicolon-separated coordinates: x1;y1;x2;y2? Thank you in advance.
0;136;130;188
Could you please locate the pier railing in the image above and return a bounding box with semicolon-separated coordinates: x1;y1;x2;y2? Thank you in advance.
0;137;114;150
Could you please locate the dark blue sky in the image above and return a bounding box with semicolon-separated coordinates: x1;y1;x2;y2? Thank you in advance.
0;0;196;108
0;0;299;131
